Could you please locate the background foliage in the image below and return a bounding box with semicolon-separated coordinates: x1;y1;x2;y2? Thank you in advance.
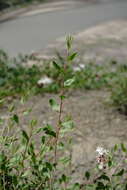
0;0;45;10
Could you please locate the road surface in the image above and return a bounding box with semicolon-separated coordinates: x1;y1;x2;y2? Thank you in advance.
0;0;127;57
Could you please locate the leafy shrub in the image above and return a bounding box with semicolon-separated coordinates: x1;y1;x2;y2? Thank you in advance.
0;0;45;11
110;64;127;115
0;50;43;98
0;49;109;101
0;0;10;10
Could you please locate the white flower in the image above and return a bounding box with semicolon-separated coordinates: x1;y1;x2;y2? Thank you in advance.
98;162;104;170
73;66;81;72
96;146;108;155
73;64;85;72
37;76;53;85
79;64;85;69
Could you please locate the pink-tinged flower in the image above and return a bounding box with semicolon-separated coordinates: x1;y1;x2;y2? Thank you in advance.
96;146;109;170
96;146;108;156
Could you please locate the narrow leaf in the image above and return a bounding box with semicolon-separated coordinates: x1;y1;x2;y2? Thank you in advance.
67;52;77;61
49;99;60;111
43;124;56;138
64;78;75;87
12;114;19;124
85;171;90;180
62;120;74;129
30;119;37;127
113;169;124;176
121;143;127;153
97;174;110;182
66;35;73;50
22;130;29;143
53;61;61;70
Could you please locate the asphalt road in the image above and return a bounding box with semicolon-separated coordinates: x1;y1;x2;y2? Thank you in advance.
0;0;127;57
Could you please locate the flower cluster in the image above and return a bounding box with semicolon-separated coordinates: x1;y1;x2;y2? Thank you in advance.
96;146;109;170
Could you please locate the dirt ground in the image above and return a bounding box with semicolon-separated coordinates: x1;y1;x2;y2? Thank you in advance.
36;20;127;65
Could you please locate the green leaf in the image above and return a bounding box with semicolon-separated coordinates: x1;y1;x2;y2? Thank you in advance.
0;99;5;104
0;153;6;163
72;183;80;190
97;174;110;182
61;120;74;135
66;35;73;50
39;164;43;171
22;170;30;178
85;184;95;190
85;171;90;180
30;119;37;127
67;52;77;61
62;120;74;129
12;114;19;124
22;130;29;143
43;124;56;138
0;79;5;86
35;127;43;134
59;174;67;183
108;160;113;167
44;129;56;138
28;143;35;155
114;144;118;152
9;105;15;112
58;142;65;150
60;95;66;100
45;162;53;171
49;98;60;111
53;61;61;70
113;169;124;176
59;156;70;165
0;118;4;125
96;182;105;189
64;78;75;87
9;155;21;165
121;143;127;153
41;136;46;144
23;108;32;116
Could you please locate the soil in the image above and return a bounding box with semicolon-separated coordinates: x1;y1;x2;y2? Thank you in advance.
36;20;127;66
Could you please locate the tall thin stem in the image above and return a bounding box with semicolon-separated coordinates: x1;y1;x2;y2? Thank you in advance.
54;35;72;165
54;92;64;164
